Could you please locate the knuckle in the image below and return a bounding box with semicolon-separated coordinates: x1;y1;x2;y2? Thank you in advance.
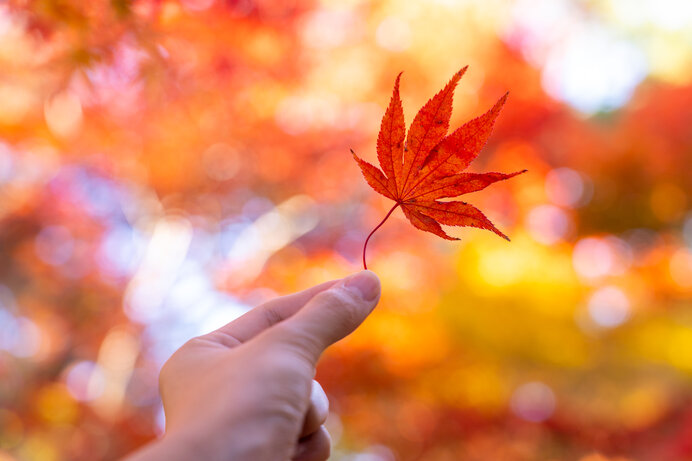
270;396;304;423
260;302;285;327
201;330;241;348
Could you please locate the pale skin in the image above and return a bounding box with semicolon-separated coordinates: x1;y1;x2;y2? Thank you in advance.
125;270;381;461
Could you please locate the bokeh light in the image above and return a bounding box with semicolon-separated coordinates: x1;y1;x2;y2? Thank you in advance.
510;381;556;423
587;285;631;328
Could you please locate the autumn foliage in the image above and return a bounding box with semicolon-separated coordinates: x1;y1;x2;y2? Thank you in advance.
0;1;691;461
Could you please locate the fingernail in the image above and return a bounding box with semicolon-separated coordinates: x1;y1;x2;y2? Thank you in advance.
343;271;380;301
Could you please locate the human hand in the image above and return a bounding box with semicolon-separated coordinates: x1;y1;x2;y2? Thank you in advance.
125;270;381;461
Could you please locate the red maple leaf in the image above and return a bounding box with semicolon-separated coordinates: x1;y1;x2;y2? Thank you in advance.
352;67;526;269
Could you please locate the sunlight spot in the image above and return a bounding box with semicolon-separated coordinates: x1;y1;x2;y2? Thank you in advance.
1;316;42;358
670;249;692;288
376;17;411;52
224;195;319;287
611;0;692;31
573;237;613;279
511;381;556;422
526;205;570;245
588;286;630;328
506;0;648;113
541;23;647;113
124;216;193;323
0;84;37;125
478;246;527;287
275;94;339;135
92;328;139;418
44;91;83;138
64;361;105;402
301;8;359;49
545;167;587;208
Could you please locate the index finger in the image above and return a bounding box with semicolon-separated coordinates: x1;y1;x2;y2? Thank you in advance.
208;279;341;345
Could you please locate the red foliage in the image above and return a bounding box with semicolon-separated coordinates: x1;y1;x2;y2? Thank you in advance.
352;68;525;268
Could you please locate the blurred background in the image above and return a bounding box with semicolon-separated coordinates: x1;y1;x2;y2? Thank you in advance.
0;0;690;459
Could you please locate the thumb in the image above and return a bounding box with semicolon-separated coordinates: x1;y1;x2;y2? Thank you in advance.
262;270;381;366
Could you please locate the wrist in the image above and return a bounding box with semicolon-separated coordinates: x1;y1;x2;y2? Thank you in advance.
122;435;194;461
153;422;278;461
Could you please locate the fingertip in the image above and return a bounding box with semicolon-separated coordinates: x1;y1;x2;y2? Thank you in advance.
263;272;381;365
343;270;381;302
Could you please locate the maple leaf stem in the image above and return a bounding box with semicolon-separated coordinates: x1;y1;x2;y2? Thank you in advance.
362;203;400;270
